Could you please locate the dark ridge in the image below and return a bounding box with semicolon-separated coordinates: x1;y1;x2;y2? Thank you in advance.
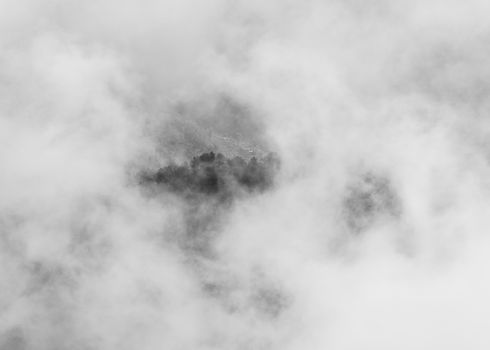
141;152;280;199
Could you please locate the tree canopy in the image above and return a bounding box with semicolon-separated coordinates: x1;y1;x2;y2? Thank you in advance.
141;152;280;198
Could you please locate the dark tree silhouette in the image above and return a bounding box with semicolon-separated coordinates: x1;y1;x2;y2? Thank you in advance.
142;152;279;198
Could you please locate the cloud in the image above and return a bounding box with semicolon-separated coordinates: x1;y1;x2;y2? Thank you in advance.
1;0;490;349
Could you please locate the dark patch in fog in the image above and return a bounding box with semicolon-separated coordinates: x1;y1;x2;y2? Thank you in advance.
0;327;25;350
343;172;401;233
250;279;291;319
143;152;280;197
199;264;291;320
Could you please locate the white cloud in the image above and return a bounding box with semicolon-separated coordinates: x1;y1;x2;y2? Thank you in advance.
2;0;490;349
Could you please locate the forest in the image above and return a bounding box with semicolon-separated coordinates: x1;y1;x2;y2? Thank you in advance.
141;152;280;198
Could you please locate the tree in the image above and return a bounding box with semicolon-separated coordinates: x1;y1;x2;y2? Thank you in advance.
143;151;279;197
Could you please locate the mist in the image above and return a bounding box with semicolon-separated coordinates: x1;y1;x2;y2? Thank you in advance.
2;0;490;349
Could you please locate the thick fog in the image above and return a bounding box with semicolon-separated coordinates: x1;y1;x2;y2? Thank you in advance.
2;0;490;349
